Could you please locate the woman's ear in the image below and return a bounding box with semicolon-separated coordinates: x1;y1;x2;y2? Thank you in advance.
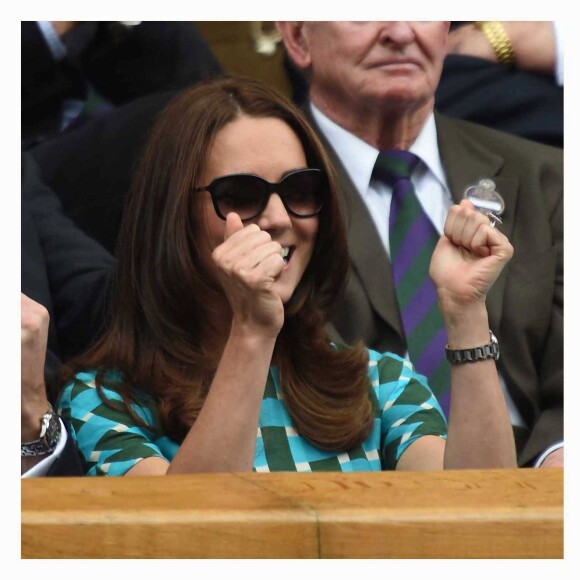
276;22;312;70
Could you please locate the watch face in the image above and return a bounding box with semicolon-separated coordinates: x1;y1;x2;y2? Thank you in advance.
45;413;61;447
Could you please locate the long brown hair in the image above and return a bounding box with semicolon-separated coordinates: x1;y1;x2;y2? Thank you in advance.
63;76;374;451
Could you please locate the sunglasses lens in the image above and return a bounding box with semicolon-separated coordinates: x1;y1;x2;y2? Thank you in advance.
281;170;324;216
213;175;267;220
207;170;325;220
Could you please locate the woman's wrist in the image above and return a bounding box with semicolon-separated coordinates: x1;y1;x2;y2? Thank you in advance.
228;320;279;349
439;299;491;349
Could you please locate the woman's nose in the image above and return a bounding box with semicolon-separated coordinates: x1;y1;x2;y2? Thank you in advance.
256;193;292;232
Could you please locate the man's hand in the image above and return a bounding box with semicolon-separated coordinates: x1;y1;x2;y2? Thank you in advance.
448;23;497;61
21;293;50;442
448;21;556;77
21;293;54;474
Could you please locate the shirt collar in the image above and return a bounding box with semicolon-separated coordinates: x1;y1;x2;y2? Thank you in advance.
310;102;447;192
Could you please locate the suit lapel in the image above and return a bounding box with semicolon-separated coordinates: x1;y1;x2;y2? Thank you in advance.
305;107;404;339
435;112;518;331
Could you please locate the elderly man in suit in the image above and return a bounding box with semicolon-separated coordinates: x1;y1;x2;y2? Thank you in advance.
277;21;563;468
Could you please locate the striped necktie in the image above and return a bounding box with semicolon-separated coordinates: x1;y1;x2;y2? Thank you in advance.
373;150;451;416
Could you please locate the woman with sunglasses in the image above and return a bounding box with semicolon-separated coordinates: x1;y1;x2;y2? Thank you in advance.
57;77;516;475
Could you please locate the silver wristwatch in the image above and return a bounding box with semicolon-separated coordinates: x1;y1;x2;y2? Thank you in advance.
445;331;500;365
21;404;62;457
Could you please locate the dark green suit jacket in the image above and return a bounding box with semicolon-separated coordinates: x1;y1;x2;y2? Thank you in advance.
307;108;563;467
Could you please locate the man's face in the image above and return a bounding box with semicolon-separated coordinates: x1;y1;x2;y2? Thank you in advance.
302;22;450;113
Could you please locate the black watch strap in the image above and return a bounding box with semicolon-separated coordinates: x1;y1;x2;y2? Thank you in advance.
21;404;62;457
445;331;500;365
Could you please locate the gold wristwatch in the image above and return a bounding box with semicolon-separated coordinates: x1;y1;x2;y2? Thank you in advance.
474;21;516;66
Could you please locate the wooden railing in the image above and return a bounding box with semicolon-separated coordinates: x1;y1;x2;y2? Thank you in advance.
21;467;563;558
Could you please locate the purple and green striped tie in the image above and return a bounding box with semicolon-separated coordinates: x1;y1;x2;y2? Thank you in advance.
374;150;451;416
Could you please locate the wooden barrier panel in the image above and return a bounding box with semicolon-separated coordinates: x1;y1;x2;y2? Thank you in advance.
21;468;563;559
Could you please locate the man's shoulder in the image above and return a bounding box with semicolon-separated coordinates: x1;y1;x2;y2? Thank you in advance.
435;112;562;163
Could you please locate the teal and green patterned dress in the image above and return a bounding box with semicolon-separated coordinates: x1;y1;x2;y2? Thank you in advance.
57;349;447;476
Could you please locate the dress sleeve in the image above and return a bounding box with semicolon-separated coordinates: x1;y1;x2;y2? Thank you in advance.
57;371;168;476
369;351;448;470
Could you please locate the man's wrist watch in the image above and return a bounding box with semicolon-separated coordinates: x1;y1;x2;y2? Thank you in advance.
445;331;500;365
21;403;62;457
474;21;516;66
